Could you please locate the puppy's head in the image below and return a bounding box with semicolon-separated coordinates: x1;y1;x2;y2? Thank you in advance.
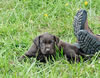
33;33;59;55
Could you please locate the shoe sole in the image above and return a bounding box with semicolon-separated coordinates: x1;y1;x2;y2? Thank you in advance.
73;9;87;37
77;30;100;54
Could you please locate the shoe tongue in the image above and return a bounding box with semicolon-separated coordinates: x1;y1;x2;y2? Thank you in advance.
73;43;80;49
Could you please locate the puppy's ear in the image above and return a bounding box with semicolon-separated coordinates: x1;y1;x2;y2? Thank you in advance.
33;35;41;47
54;36;59;45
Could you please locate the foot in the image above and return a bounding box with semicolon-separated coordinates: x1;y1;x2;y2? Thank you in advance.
77;30;100;54
73;9;87;37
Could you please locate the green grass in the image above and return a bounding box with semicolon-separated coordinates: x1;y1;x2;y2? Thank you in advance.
0;0;100;78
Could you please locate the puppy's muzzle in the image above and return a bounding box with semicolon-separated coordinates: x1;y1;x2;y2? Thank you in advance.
45;48;50;53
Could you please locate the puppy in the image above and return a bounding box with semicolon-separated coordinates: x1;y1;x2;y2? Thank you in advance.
19;33;81;62
19;33;59;62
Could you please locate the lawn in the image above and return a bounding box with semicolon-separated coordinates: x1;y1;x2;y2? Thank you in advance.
0;0;100;78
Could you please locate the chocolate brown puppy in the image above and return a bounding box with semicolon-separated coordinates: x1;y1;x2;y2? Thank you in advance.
19;33;81;62
19;33;59;62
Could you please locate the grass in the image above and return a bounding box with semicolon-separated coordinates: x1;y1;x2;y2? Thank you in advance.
0;0;100;78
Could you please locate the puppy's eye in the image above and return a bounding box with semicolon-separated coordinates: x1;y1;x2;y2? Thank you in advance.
48;41;53;44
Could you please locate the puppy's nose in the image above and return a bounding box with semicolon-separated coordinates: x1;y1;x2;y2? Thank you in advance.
46;48;50;52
